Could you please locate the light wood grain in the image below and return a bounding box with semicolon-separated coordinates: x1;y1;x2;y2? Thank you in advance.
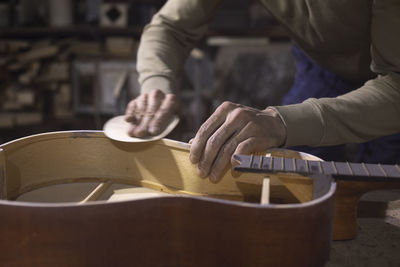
261;178;270;204
80;182;112;203
0;131;336;267
1;131;315;204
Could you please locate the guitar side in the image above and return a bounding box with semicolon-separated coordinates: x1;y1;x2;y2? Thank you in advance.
0;131;335;267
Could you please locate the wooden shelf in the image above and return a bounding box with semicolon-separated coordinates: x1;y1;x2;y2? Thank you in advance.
0;25;289;40
0;26;144;39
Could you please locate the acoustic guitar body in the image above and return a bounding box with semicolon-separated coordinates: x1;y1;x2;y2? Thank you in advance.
0;131;335;267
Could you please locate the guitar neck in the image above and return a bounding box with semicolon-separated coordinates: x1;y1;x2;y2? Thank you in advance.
233;154;400;182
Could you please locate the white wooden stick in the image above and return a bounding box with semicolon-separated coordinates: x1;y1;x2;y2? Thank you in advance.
261;177;270;204
80;182;112;204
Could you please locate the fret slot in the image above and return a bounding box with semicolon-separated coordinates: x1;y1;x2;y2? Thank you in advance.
248;154;254;168
361;163;370;176
308;160;323;173
346;162;354;175
364;163;386;177
321;162;337;175
349;163;368;176
381;164;400;178
273;157;283;172
378;164;387;177
334;162;353;176
331;162;338;174
284;158;295;172
261;157;273;171
295;159;308;173
251;155;262;169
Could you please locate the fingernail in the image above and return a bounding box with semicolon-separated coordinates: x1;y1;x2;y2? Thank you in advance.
149;126;157;135
197;167;206;178
209;172;217;183
190;154;198;164
127;128;135;137
135;131;145;138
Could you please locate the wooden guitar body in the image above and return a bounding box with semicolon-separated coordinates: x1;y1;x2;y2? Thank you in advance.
0;131;335;267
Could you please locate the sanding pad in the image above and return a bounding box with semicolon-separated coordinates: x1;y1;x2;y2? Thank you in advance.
103;115;179;142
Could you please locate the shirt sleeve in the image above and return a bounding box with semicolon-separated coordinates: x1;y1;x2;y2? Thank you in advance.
274;0;400;147
137;0;223;94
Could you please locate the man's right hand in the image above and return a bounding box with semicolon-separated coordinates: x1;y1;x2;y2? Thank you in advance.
125;89;179;137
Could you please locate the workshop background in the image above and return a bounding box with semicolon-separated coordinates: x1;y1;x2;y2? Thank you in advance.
0;0;399;266
0;0;293;143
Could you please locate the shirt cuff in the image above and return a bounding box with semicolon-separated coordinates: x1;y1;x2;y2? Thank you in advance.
273;99;325;147
141;76;174;95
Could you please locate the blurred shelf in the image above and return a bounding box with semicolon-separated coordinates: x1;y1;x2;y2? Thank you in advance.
0;114;112;144
0;25;289;40
0;26;144;39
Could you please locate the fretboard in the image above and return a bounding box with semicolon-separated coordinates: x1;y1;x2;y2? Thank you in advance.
233;154;400;182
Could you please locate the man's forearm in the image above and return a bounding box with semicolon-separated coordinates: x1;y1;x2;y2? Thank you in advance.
274;72;400;147
137;0;222;94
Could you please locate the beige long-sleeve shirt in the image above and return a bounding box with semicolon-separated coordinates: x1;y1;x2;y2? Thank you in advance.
137;0;400;147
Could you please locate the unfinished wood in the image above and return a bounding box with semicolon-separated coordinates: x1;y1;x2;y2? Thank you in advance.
0;131;335;267
16;183;100;203
1;131;394;242
261;178;270;204
1;131;316;204
107;187;170;202
333;180;400;240
266;149;317;203
1;131;261;201
80;182;112;203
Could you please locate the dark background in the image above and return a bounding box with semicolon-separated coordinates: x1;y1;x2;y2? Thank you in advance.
0;0;293;144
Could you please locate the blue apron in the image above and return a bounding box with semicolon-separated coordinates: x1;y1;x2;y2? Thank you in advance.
282;46;400;164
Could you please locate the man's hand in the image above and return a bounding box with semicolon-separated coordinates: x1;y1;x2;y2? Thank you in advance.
190;101;286;182
125;89;179;137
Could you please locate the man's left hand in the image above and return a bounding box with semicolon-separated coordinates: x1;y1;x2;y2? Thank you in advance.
189;101;286;182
